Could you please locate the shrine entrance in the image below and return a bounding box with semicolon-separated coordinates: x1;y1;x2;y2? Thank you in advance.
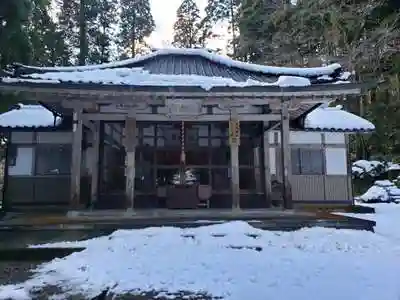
97;120;265;209
136;121;233;209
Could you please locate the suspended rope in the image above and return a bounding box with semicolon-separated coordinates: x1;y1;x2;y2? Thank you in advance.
179;120;186;185
180;120;186;164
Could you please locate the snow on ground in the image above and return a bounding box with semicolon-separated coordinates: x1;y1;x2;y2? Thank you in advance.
356;180;400;203
1;210;400;300
340;202;400;242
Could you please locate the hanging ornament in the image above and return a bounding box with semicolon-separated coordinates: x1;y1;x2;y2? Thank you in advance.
180;120;186;164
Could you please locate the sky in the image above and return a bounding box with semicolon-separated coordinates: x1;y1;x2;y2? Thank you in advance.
147;0;227;50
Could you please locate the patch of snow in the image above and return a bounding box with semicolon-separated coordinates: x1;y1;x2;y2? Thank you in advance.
387;162;400;171
351;165;365;176
332;80;351;84
2;221;400;300
14;48;343;77
275;75;311;87
358;185;390;202
374;180;395;187
5;68;312;90
0;104;62;128
356;180;400;203
0;286;31;300
304;105;375;131
353;160;384;176
340;202;400;242
352;160;400;178
2;77;60;84
339;71;353;80
317;75;333;81
354;160;383;172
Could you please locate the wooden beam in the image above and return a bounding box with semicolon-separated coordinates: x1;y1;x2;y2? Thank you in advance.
124;116;137;210
10;90;359;109
75;95;337;106
263;123;272;208
82;113;282;122
82;119;95;132
62;99;99;111
280;99;293;209
0;84;363;99
229;110;240;210
64;95;339;110
70;109;83;209
90;121;101;208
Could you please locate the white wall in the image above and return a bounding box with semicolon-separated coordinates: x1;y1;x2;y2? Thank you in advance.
325;148;348;175
324;132;345;144
36;132;72;144
267;131;348;176
269;148;276;174
269;131;322;144
8;147;34;176
10;132;34;143
268;131;346;145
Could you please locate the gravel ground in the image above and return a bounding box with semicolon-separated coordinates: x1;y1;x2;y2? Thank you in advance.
0;261;40;286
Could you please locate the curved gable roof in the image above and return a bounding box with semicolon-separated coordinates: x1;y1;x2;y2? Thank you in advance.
0;104;62;128
9;48;348;84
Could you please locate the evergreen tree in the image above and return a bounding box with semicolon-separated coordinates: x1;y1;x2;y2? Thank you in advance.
236;0;400;158
87;0;118;63
204;0;240;56
0;0;36;112
118;0;155;58
55;0;79;65
0;0;32;67
28;0;67;66
78;0;88;65
173;0;205;48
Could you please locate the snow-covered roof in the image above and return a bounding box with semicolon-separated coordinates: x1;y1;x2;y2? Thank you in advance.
13;48;343;78
0;48;352;90
0;104;62;128
2;70;312;90
304;105;375;132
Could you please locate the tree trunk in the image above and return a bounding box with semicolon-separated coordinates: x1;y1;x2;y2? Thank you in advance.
101;20;107;62
230;0;236;57
131;16;136;58
79;0;87;65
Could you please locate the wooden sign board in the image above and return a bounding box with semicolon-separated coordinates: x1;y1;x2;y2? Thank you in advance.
100;103;148;114
229;119;240;145
166;99;203;117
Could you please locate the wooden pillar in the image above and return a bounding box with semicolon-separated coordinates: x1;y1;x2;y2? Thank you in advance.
263;122;272;207
254;146;262;194
70;109;83;209
229;110;240;210
90;121;101;208
280;99;293;209
124;116;137;210
345;134;354;204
